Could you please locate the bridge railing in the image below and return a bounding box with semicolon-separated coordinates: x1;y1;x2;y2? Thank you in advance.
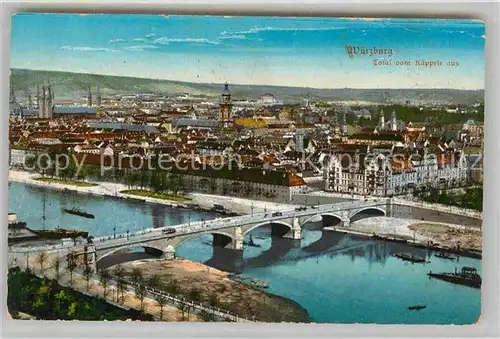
95;199;393;249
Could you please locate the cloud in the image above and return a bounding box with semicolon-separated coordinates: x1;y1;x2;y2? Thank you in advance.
481;35;486;39
339;17;386;21
218;34;249;40
153;37;219;45
60;45;117;52
145;33;156;38
226;26;346;35
123;45;158;51
109;38;125;43
133;38;147;42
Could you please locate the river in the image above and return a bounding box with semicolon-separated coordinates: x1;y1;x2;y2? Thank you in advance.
8;181;481;324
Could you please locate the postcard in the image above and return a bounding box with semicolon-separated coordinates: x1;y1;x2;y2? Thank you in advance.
7;14;484;325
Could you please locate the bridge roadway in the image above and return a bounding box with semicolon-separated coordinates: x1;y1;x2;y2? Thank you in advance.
92;198;390;252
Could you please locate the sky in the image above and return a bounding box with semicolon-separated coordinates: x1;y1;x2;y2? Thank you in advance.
10;14;485;89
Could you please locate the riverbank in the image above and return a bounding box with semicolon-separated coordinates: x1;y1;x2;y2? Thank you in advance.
8;170;294;216
113;258;310;323
331;216;482;257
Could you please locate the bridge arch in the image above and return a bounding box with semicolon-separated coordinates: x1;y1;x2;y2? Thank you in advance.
243;220;292;237
350;207;386;222
169;230;235;250
301;213;343;227
96;243;165;265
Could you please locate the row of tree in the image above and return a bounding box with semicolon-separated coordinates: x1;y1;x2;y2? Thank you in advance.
412;186;483;212
103;265;227;322
7;267;154;321
25;152;279;200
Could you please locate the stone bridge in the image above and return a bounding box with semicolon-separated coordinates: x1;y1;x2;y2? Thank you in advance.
87;199;390;271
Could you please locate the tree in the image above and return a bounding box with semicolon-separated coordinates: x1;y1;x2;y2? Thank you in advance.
32;279;52;315
116;279;127;304
148;274;162;290
199;310;216;322
177;301;188;321
155;294;168;320
208;292;219;309
166;279;180;295
134;283;147;310
83;266;93;291
99;269;111;298
130;267;143;286
54;289;72;318
36;252;47;273
66;253;77;286
113;264;125;280
52;257;61;281
188;287;202;303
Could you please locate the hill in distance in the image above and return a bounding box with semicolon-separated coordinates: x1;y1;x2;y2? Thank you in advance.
10;68;484;106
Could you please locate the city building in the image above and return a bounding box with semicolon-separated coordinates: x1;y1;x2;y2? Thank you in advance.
219;83;233;122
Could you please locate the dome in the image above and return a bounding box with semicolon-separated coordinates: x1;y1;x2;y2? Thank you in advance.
222;82;231;95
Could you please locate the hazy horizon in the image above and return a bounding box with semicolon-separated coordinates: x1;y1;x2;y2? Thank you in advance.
10;68;485;92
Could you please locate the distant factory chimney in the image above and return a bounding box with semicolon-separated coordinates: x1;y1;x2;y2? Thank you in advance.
9;83;16;103
36;85;40;110
87;85;92;107
28;92;33;110
96;86;101;107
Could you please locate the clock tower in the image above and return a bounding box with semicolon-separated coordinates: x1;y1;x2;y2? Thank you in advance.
219;82;233;121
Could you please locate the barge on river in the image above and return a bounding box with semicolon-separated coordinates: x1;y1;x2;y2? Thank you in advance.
435;252;457;261
427;266;481;289
394;252;427;263
29;227;89;240
63;208;95;219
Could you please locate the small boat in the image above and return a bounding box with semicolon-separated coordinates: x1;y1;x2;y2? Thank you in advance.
250;279;269;289
428;267;481;289
408;305;426;311
435;252;457;260
63;208;95;219
395;253;427;263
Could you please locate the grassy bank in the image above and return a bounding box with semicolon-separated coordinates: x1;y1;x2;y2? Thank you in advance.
115;259;310;323
36;177;98;187
7;267;154;321
120;189;191;202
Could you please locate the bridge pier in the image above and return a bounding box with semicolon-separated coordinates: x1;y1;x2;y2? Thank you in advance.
161;245;175;260
232;226;244;251
387;198;394;217
283;217;302;240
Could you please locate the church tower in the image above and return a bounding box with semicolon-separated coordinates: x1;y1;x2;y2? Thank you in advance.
390;109;397;131
219;82;233;122
45;82;53;118
378;109;385;131
39;84;46;118
342;112;348;136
